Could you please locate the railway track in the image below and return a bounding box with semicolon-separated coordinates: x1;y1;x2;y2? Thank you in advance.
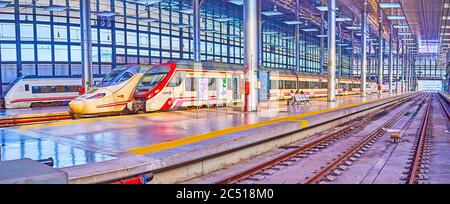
216;93;425;184
406;93;450;184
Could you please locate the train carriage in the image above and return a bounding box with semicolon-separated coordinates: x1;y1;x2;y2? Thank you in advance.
130;61;378;113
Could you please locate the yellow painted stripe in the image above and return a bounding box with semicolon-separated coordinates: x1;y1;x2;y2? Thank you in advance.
128;94;402;155
289;119;308;129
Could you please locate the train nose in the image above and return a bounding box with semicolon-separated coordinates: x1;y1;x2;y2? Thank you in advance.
69;100;85;113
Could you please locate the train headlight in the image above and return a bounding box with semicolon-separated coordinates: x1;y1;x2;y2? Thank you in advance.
87;93;106;99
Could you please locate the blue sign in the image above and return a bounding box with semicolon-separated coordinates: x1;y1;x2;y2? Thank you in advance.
97;16;114;28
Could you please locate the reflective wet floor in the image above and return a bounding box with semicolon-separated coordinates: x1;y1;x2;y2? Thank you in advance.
0;94;392;168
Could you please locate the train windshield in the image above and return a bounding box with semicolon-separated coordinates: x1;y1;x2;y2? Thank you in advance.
97;66;140;87
136;65;170;93
2;76;24;96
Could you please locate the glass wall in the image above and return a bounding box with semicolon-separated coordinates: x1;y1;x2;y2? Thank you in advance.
0;0;354;94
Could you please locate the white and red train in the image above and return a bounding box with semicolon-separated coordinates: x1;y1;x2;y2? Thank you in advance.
129;61;377;113
0;76;102;109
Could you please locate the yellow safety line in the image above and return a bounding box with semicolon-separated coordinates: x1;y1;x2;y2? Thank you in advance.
128;94;401;155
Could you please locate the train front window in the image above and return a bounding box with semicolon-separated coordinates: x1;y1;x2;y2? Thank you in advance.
98;66;139;87
98;69;123;86
3;77;23;96
136;65;170;93
138;73;167;90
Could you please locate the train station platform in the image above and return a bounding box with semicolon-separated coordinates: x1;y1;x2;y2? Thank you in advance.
0;92;417;183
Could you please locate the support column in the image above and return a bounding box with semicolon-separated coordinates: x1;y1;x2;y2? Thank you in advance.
377;12;383;94
388;26;393;95
339;23;343;78
81;0;92;92
295;0;301;72
327;0;336;102
243;0;259;112
396;38;400;94
361;0;368;97
320;13;325;74
193;0;201;62
350;31;355;78
401;43;405;94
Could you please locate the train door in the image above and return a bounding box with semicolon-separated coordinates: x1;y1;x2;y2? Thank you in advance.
231;74;241;102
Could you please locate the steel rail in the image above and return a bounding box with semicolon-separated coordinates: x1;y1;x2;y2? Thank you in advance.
304;93;427;184
408;94;433;184
215;94;421;184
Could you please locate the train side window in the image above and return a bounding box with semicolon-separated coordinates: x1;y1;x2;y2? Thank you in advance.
208;78;216;91
185;77;194;91
168;72;185;87
24;84;29;91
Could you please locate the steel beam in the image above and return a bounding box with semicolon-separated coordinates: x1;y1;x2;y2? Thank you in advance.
81;0;93;92
295;0;301;72
388;26;393;95
361;0;368;97
327;0;336;102
193;0;201;62
377;12;383;94
243;0;259;112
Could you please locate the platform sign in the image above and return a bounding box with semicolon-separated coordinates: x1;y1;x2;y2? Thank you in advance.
217;78;227;100
258;71;270;102
418;80;442;92
97;16;114;29
197;78;209;101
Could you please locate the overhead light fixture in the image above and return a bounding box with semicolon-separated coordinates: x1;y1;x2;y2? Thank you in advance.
441;33;450;36
393;24;409;29
398;32;413;35
0;1;11;8
379;2;401;8
226;34;241;38
228;0;243;5
45;5;68;12
387;15;406;20
179;8;193;14
262;31;277;35
202;29;218;33
281;36;294;40
261;5;282;16
346;26;361;30
135;0;161;5
284;20;302;25
214;17;234;22
336;17;352;22
302;28;319;32
140;18;158;23
175;24;192;28
337;43;349;46
97;11;117;17
315;6;328;11
402;38;415;41
316;34;327;38
344;47;354;50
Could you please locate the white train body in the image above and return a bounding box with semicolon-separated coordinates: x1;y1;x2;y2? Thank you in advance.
130;61;378;113
68;65;151;116
1;76;83;109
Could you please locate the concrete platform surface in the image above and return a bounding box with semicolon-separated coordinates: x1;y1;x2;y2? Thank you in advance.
0;106;69;120
0;93;412;183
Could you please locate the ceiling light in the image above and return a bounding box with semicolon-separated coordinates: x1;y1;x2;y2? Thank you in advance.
45;5;68;12
387;15;406;20
398;32;413;35
284;20;302;25
379;2;401;8
97;11;117;17
346;26;361;30
281;36;294;40
393;25;409;29
262;31;277;35
135;0;161;5
336;17;352;22
202;29;218;33
175;24;192;28
302;28;319;32
226;34;240;38
179;8;193;14
261;5;282;16
228;0;243;5
214;17;234;22
316;34;327;38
